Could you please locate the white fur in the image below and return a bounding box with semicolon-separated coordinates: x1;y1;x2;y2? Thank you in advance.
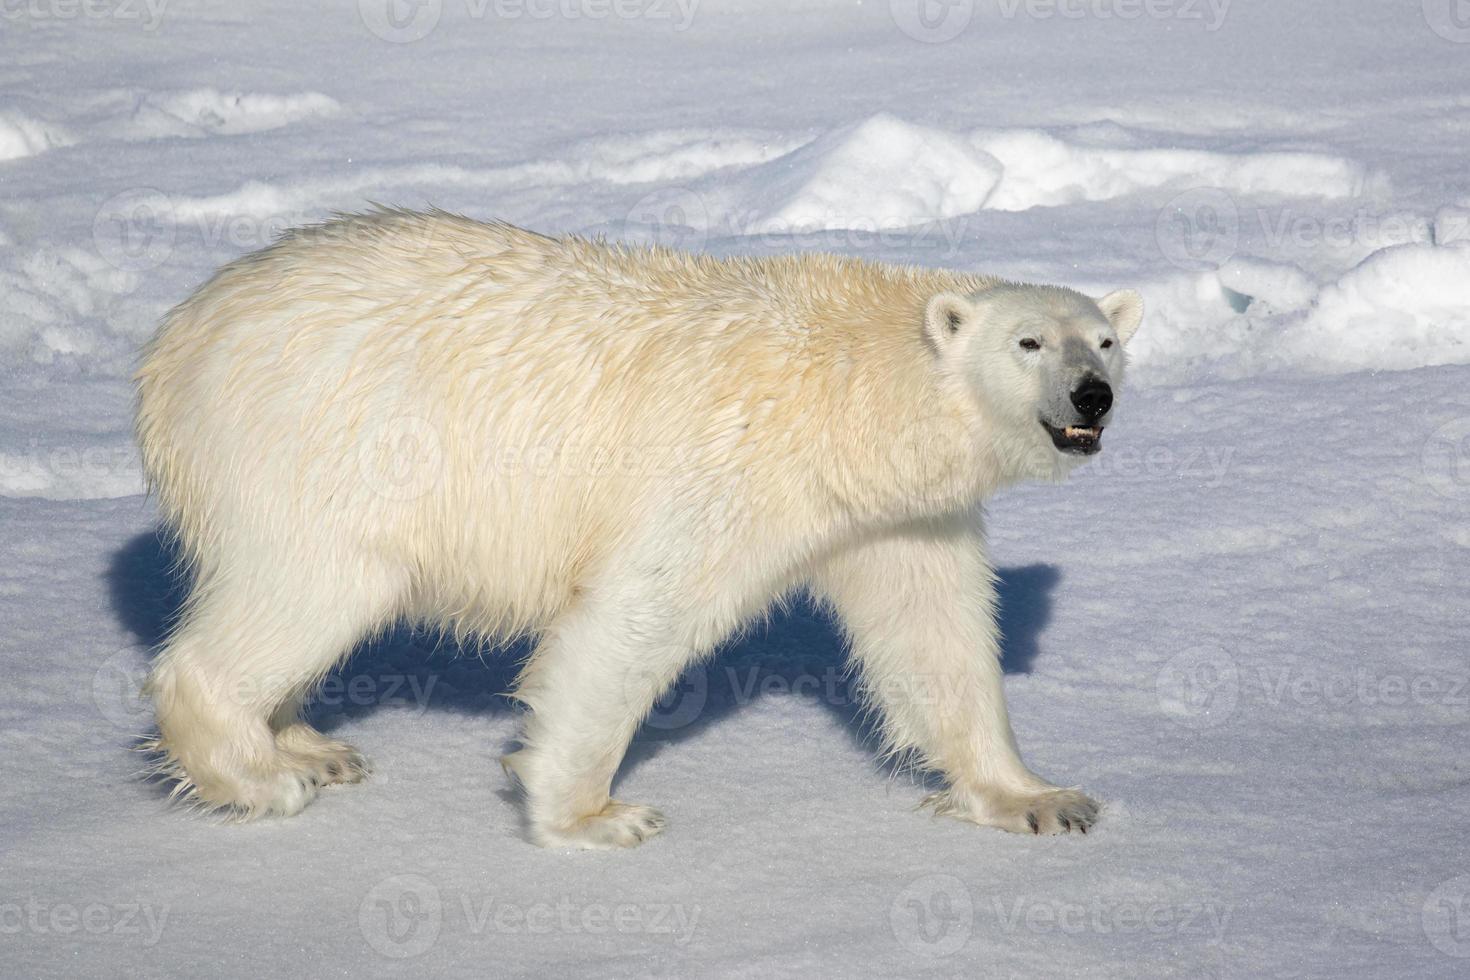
135;209;1141;847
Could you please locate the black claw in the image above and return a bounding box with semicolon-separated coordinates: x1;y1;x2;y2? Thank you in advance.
1061;817;1071;832
1027;812;1039;834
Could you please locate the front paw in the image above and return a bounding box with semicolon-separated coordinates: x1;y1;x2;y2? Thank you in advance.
531;801;668;850
923;786;1100;836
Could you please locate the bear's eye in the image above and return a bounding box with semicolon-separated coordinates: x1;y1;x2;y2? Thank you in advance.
1018;338;1041;351
1100;339;1114;349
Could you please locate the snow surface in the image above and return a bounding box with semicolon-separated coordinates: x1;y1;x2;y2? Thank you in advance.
3;0;1469;976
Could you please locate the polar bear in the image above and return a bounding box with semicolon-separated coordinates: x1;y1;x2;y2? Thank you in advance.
135;209;1142;848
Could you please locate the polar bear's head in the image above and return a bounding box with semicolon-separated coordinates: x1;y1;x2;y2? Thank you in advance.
923;283;1143;477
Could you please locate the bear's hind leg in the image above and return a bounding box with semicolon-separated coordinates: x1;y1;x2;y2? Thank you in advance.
145;555;401;818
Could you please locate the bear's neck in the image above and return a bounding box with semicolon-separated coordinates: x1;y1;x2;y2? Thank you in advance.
790;272;1000;527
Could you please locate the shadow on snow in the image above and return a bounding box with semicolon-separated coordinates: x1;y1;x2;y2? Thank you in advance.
107;528;1058;790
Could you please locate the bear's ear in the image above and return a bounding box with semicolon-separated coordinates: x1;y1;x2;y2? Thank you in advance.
924;292;975;352
1096;289;1144;345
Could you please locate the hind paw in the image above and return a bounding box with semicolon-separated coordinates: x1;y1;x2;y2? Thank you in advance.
276;725;370;787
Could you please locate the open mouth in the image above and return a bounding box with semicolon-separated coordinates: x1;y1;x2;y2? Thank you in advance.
1041;421;1103;455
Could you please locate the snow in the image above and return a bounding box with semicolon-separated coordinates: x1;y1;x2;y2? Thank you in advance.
84;87;345;143
720;114;1005;235
1288;243;1470;372
969;128;1379;211
0;109;73;161
3;0;1468;976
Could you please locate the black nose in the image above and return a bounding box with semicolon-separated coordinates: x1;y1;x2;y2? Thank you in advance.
1070;378;1113;421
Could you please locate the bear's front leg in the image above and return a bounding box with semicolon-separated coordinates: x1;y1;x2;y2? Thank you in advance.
813;513;1099;835
503;569;712;849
